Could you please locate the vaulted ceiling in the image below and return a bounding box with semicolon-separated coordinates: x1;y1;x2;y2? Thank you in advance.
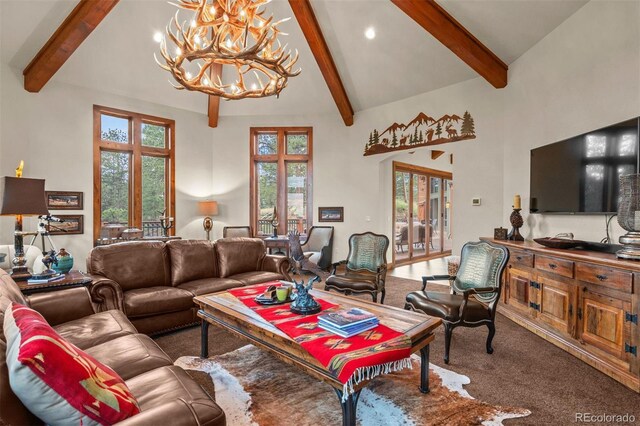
2;0;588;121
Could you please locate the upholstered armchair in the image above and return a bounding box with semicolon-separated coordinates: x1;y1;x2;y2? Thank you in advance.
300;226;334;270
222;226;252;238
325;232;390;303
405;241;509;364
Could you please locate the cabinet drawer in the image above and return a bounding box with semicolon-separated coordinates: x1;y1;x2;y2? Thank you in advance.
510;250;534;268
536;255;574;278
576;264;632;293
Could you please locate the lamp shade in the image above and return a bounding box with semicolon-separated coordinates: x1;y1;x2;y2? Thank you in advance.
198;200;218;216
0;177;48;216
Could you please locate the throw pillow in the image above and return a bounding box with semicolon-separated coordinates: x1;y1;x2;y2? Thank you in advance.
4;303;140;425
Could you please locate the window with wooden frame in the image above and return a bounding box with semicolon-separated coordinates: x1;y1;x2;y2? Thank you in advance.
93;105;175;243
250;127;313;237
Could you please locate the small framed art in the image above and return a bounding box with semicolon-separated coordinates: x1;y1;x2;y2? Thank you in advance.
318;207;344;222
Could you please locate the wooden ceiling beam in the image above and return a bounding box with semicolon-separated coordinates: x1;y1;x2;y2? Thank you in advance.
23;0;120;93
207;63;223;128
288;0;354;126
391;0;508;88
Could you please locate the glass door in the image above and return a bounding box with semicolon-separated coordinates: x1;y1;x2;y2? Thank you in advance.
394;171;411;263
393;162;452;265
443;179;453;251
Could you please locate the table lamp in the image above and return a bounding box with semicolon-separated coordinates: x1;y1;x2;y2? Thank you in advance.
198;200;218;240
0;176;49;280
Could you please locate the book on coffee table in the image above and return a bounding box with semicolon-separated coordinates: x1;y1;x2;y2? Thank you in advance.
318;308;379;337
318;307;377;328
318;318;379;338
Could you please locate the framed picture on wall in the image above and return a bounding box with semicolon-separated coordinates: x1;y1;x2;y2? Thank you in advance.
45;191;84;210
318;207;344;222
46;215;84;235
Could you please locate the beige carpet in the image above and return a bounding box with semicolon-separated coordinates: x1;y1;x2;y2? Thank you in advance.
176;345;530;425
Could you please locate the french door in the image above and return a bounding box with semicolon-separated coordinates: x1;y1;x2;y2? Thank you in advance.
393;162;452;265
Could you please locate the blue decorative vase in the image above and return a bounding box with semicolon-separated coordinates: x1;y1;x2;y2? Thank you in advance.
53;248;74;274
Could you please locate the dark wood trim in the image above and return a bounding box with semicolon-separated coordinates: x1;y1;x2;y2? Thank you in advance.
431;150;445;160
207;63;223;128
393;161;453;180
250;127;313;236
23;0;120;92
93;105;175;243
390;0;507;88
288;0;354;126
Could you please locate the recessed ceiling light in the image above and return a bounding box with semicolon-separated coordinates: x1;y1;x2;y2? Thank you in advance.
365;27;376;40
153;31;163;43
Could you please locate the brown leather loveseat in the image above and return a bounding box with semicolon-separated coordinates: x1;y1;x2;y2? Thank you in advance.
87;238;290;334
0;269;225;426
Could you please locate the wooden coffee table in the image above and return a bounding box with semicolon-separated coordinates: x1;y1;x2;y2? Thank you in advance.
195;289;441;426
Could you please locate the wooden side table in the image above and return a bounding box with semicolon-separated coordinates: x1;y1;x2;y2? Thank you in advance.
18;270;92;295
264;236;290;257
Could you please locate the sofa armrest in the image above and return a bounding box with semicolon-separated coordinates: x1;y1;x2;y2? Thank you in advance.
88;274;125;312
262;255;291;281
27;287;96;326
116;399;225;426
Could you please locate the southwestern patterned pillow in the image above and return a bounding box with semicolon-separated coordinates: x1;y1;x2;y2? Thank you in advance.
4;303;140;425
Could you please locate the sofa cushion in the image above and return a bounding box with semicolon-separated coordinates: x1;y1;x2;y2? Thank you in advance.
178;277;243;296
228;271;284;286
0;339;41;426
215;238;266;278
85;334;173;380
124;286;195;318
4;303;140;425
126;365;225;425
167;240;217;286
87;241;171;291
54;310;137;350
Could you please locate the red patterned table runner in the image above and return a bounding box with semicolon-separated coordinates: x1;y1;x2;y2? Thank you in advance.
228;283;412;398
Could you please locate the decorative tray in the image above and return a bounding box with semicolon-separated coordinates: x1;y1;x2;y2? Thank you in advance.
533;237;586;249
254;296;292;306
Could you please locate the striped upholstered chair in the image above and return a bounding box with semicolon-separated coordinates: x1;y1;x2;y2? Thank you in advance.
405;241;509;364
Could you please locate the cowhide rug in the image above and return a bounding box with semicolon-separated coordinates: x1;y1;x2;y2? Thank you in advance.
176;345;530;426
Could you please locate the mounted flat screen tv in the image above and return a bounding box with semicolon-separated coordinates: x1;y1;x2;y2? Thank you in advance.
530;118;639;214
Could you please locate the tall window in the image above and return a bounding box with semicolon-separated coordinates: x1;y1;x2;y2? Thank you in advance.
93;105;175;242
250;127;313;236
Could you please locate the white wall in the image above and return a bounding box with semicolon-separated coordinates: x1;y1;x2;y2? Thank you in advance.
0;62;215;269
502;0;640;243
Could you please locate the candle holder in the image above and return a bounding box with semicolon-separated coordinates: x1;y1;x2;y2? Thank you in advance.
159;216;174;237
507;208;524;241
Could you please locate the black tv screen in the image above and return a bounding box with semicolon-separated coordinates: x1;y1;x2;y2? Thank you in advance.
530;118;639;214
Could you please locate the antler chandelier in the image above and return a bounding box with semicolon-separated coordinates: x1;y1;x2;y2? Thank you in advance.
155;0;301;100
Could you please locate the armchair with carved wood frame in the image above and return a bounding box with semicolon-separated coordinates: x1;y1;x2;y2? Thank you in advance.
405;241;509;364
325;232;389;303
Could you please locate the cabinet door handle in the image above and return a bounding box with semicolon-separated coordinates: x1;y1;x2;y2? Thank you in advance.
549;263;557;269
595;274;607;281
516;256;523;261
569;304;573;316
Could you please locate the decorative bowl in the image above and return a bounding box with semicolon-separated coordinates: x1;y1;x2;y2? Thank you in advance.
533;237;585;250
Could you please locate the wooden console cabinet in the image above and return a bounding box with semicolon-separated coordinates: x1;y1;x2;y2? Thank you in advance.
484;239;639;392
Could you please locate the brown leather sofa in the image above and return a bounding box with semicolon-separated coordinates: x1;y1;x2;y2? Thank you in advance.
0;269;225;426
87;238;290;334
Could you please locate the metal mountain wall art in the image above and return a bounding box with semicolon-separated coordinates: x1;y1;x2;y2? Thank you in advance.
364;111;475;156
